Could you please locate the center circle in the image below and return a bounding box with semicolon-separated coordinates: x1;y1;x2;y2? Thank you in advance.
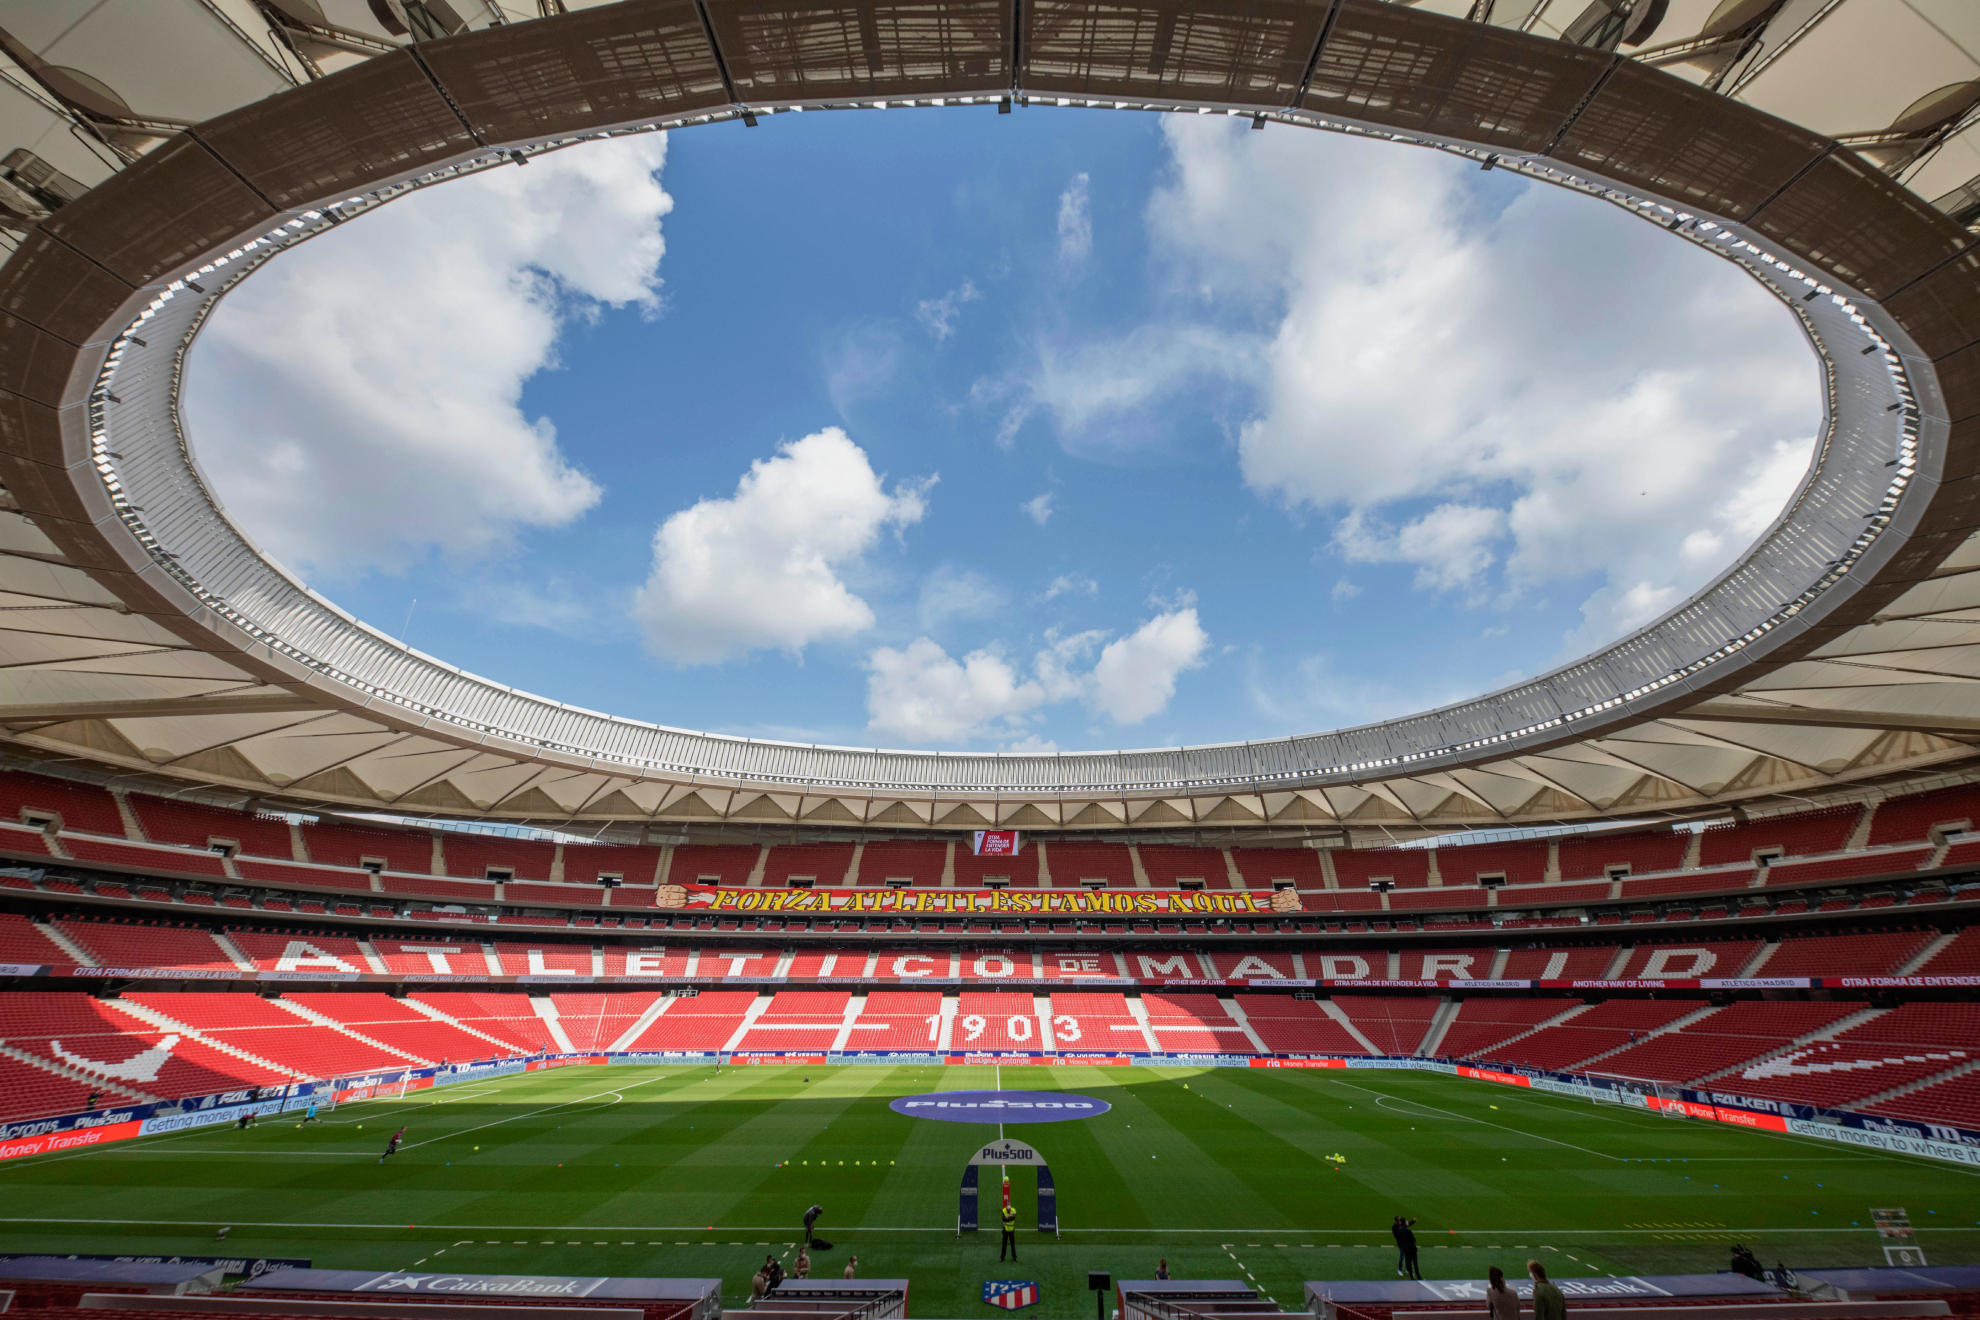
889;1091;1111;1124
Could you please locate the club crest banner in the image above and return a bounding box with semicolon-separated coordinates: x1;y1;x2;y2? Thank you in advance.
984;1281;1040;1309
672;883;1284;915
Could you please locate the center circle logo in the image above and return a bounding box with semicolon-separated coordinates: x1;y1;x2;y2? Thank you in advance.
889;1090;1111;1123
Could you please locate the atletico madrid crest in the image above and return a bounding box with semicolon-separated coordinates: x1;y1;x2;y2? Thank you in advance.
983;1281;1040;1309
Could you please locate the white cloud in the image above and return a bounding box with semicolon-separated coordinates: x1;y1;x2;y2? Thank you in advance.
865;607;1208;744
823;322;902;416
1057;172;1092;269
1089;608;1210;724
1043;572;1098;600
1331;578;1361;603
636;429;932;664
1065;119;1820;656
865;640;1045;745
918;565;1008;632
1337;503;1507;594
187;136;672;578
1022;493;1055;525
916;279;980;341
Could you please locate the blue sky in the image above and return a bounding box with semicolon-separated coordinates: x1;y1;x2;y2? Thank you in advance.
184;106;1819;754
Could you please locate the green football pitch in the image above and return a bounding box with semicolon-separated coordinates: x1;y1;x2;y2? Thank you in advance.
2;1064;1976;1317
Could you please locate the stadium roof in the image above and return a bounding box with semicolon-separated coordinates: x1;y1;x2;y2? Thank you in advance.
0;0;1978;839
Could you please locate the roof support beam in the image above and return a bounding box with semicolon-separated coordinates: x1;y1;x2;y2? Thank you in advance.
1680;699;1980;737
0;692;321;723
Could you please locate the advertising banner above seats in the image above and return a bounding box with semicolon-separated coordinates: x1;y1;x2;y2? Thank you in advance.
667;882;1287;914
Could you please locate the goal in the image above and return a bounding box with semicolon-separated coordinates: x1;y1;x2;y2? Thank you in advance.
1585;1071;1689;1116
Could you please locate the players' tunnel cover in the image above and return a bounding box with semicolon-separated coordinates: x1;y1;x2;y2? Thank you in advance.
890;1091;1110;1123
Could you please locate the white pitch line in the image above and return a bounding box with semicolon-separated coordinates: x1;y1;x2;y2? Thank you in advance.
0;1216;1965;1235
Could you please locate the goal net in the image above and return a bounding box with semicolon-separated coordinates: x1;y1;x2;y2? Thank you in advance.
1584;1071;1689;1115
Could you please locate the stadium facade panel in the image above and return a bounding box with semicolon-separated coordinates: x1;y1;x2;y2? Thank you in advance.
0;0;1976;832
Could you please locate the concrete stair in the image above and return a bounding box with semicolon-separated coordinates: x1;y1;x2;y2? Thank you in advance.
35;919;98;966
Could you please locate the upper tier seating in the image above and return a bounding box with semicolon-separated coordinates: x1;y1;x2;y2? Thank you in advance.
438;834;556;881
227;929;371;974
1558;829;1690;880
1869;782;1980;846
1201;950;1300;979
599;944;692;976
860;841;949;887
54;919;236;971
621;989;756;1050
286;992;529;1060
1138;846;1232;889
377;873;497;901
1482;998;1707;1071
846;988;945;1052
128;991;414;1079
411;992;560;1053
493;941;592;976
131;798;291;858
1501;946;1620;979
1235;995;1372;1055
954;991;1044;1049
1038;949;1127;979
1122;949;1211;980
1619;869;1753;899
1436;840;1548;887
562;843;663;885
1500;881;1611;908
1333;848;1431;889
789;948;869;977
1759;931;1934;977
62;837;227;878
1047;843;1134;889
370;937;486;976
1573;1001;1860;1083
1331;996;1440;1055
1228;847;1324;889
0;770;126;837
550;992;665;1051
300;820;432;873
953;843;1039;888
505;881;603;907
698;946;782;977
1044;990;1148;1052
668;845;758;886
1765;849;1933;887
1435;998;1579;1059
762;844;855;888
0;913;77;965
1700;807;1861;866
1140;992;1255;1054
1390;886;1487;911
1611;939;1762;979
0;820;53;860
1398;948;1496;980
234;859;371;895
